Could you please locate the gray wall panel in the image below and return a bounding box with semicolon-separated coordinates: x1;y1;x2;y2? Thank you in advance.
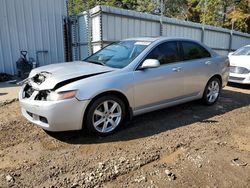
79;15;88;43
163;24;201;41
0;0;66;74
232;35;250;50
72;5;250;58
101;13;160;44
204;30;230;49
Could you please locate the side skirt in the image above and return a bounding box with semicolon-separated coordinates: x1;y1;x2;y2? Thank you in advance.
133;92;201;116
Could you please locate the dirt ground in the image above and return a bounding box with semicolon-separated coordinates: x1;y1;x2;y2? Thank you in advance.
0;82;20;102
0;83;250;188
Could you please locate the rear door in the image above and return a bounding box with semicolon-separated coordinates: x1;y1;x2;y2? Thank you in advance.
179;41;214;96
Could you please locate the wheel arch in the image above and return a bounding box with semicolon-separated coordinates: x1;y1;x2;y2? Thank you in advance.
82;90;133;129
210;74;222;85
202;74;222;97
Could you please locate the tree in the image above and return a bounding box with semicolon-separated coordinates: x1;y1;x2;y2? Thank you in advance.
226;0;250;33
68;0;151;15
68;0;250;33
163;0;189;20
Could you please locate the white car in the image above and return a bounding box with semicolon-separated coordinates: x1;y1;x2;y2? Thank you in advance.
228;45;250;84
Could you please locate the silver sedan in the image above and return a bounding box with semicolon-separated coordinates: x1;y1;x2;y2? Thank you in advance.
19;37;229;135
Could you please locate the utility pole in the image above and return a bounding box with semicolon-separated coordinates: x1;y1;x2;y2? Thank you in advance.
160;0;164;36
85;0;92;56
202;0;207;26
231;0;240;31
201;0;207;42
229;0;240;52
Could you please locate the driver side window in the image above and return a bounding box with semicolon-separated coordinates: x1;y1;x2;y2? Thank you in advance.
146;41;180;65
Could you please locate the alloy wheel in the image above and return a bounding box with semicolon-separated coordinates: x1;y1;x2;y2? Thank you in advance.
206;80;220;103
92;100;122;133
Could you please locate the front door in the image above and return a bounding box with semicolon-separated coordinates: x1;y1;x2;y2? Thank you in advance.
133;41;185;112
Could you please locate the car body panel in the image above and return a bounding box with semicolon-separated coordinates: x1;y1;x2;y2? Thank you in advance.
181;58;214;96
57;70;135;107
133;62;185;109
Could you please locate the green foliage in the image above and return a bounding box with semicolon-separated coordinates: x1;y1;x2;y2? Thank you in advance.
227;0;250;33
68;0;250;33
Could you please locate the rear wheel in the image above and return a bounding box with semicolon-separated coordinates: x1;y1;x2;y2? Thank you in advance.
86;95;126;136
202;77;221;105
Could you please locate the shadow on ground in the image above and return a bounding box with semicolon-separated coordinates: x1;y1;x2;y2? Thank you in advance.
46;86;250;144
227;82;250;90
0;83;19;88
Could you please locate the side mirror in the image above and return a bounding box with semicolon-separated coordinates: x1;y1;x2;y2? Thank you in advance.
139;59;160;70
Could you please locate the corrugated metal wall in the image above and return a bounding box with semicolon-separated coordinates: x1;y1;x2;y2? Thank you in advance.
0;0;67;75
71;5;250;59
70;13;90;61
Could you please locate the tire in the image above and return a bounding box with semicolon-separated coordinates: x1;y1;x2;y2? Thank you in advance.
86;95;126;136
202;77;221;105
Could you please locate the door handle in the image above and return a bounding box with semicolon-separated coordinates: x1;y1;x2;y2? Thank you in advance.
172;67;182;72
205;61;212;65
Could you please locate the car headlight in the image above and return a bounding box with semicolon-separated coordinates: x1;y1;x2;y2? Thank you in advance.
47;90;77;101
230;66;250;74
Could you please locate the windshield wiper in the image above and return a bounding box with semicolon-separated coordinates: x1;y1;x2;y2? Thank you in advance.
86;60;106;66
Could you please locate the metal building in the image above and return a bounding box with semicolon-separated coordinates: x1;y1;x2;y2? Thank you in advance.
0;0;67;75
70;6;250;61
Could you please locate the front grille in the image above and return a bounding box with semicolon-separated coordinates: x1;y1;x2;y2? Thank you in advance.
229;76;245;81
23;83;49;100
34;90;49;101
23;72;51;100
23;84;35;98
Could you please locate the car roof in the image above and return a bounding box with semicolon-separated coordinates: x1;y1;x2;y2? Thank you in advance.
123;36;218;57
123;36;198;42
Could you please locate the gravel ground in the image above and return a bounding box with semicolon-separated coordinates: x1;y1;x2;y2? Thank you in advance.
0;82;20;102
0;84;249;188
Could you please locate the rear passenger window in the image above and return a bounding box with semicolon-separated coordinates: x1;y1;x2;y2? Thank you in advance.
182;41;211;60
146;42;180;65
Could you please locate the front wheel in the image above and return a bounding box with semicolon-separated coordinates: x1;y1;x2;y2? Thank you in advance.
202;77;221;105
86;95;126;136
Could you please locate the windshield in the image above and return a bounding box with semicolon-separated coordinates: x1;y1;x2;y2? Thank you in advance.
233;46;250;56
85;40;151;68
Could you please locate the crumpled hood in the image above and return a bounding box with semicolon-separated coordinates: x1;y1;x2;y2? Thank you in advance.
28;61;115;90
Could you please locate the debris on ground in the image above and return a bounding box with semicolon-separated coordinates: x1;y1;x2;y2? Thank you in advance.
5;175;14;183
231;158;248;167
164;169;176;181
0;98;18;107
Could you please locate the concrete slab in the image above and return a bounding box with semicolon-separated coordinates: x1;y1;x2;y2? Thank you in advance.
0;82;20;102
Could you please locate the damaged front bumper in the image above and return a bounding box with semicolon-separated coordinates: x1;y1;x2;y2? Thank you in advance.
19;84;90;132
